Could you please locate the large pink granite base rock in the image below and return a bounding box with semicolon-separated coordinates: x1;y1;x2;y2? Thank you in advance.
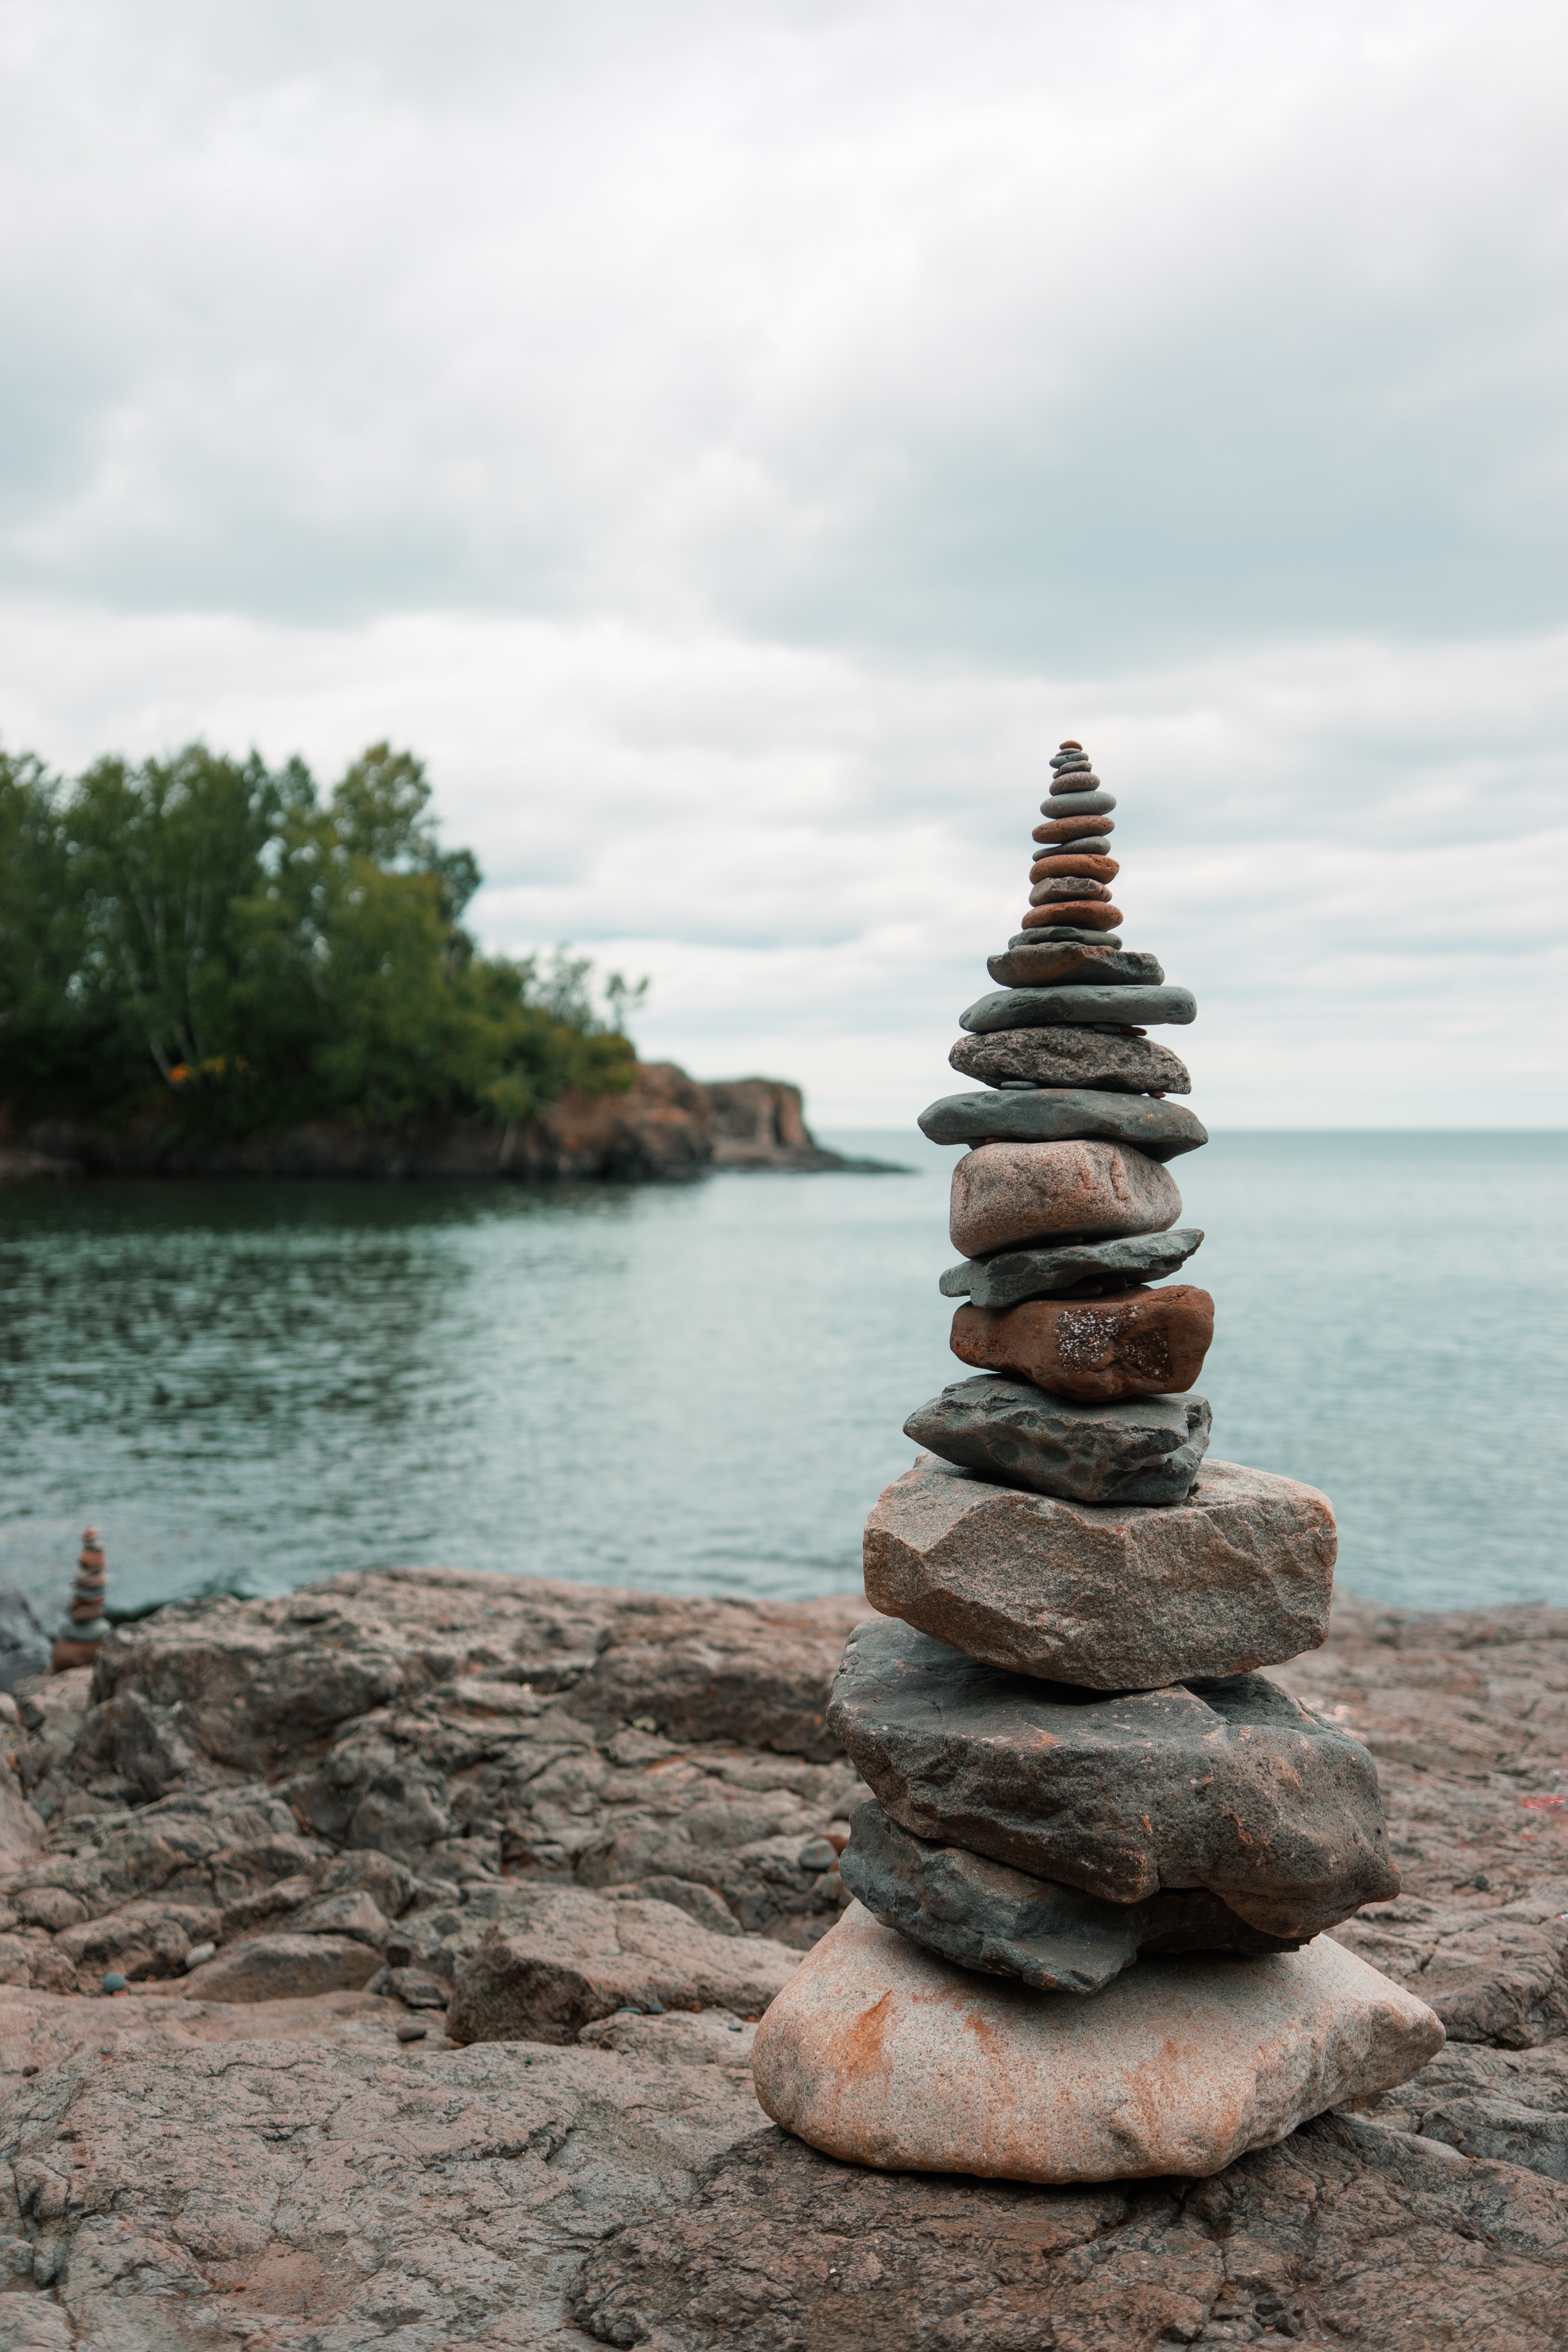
752;1903;1443;2184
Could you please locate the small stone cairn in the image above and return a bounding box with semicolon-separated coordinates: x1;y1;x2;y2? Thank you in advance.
49;1528;109;1674
752;743;1445;2184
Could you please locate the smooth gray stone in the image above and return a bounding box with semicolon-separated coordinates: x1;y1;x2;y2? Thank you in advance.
1031;835;1112;861
840;1800;1299;1995
951;1029;1192;1093
904;1376;1211;1503
939;1228;1205;1303
1049;773;1101;795
988;948;1160;988
1036;790;1115;818
917;1089;1207;1159
827;1620;1399;1939
961;985;1197;1034
1007;929;1123;949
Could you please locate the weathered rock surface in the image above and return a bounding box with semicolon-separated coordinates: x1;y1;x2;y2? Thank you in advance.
951;1025;1192;1092
829;1618;1398;1937
986;943;1160;987
940;1227;1205;1303
948;1139;1182;1257
1357;2033;1568;2176
840;1799;1299;1991
919;1086;1207;1158
0;1574;1562;2345
751;1903;1443;2183
0;2002;767;2350
952;1283;1215;1400
898;1380;1211;1505
865;1450;1334;1683
961;984;1197;1033
570;2109;1568;2352
445;1886;800;2046
177;1929;384;2002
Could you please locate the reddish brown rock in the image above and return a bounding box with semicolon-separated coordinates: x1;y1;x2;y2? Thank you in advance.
948;1139;1181;1258
1028;855;1120;883
1030;877;1111;904
985;943;1159;988
1034;811;1116;843
951;1284;1214;1401
1021;901;1123;931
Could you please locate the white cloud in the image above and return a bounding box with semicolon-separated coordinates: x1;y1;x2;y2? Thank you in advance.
0;0;1564;1128
3;599;1562;1126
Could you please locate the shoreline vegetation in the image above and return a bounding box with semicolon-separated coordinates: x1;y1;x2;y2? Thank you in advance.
0;735;887;1180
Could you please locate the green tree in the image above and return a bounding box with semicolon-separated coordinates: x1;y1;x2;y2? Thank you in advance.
0;736;643;1136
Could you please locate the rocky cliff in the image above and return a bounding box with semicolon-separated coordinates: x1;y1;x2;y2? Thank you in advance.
0;1064;888;1183
0;1571;1562;2346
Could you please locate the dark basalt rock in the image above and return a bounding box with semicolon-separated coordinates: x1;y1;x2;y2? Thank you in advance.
839;1799;1300;1993
950;1029;1192;1094
1038;788;1116;818
904;1375;1211;1501
919;1090;1206;1158
960;985;1197;1035
938;1228;1205;1302
827;1617;1398;1939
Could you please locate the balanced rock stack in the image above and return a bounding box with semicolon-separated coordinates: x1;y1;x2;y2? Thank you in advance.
752;743;1444;2185
49;1528;110;1674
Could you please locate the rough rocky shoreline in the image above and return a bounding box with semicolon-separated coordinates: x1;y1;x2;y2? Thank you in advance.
0;1569;1562;2348
0;1065;896;1185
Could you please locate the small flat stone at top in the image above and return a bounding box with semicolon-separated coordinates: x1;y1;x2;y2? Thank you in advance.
1037;789;1116;818
961;985;1196;1034
987;945;1161;989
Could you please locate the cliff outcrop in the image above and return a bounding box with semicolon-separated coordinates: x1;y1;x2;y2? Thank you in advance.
0;1572;1562;2346
0;1064;885;1183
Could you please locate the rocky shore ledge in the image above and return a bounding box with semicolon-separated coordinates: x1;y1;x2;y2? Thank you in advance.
0;1065;895;1184
0;1569;1562;2349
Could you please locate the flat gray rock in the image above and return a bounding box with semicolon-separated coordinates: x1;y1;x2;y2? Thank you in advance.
986;945;1159;987
939;1229;1205;1302
840;1799;1300;1993
951;1029;1192;1094
751;1904;1443;2185
904;1376;1210;1503
1008;926;1123;948
961;985;1197;1033
828;1616;1394;1939
1035;789;1115;818
918;1091;1206;1158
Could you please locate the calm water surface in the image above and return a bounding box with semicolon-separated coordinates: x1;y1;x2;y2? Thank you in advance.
1;1132;1563;1622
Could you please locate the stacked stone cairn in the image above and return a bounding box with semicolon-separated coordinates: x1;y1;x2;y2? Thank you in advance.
50;1528;109;1673
752;742;1445;2184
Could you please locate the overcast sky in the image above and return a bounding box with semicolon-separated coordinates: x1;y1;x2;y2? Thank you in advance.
2;0;1564;1126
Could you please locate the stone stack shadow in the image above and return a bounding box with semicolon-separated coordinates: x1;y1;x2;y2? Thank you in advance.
751;741;1447;2184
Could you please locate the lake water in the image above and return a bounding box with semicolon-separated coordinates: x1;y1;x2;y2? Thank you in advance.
1;1131;1564;1632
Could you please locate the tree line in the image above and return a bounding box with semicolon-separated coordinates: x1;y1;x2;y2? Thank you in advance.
0;738;644;1135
